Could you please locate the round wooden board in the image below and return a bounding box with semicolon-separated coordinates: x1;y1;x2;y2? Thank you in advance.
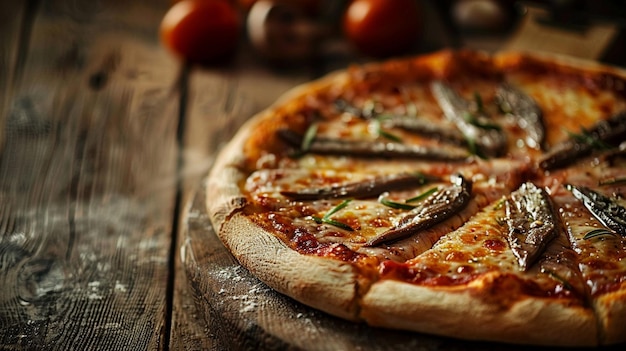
180;181;619;351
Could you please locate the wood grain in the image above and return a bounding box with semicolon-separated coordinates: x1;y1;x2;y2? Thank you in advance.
0;0;179;349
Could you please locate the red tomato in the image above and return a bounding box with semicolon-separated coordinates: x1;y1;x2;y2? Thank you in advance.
343;0;422;58
160;0;241;64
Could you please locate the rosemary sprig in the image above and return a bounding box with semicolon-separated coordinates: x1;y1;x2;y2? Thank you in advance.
405;187;438;203
473;91;485;114
378;197;416;210
312;217;354;231
325;198;351;217
493;196;507;210
541;268;575;292
378;187;438;210
290;123;319;158
583;228;619;240
464;112;501;131
566;128;612;150
301;123;318;152
312;199;354;231
371;117;403;142
463;134;487;159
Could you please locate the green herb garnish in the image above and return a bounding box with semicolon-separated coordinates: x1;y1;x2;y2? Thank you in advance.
566;128;612;150
312;199;354;231
326;199;351;217
378;197;416;210
541;268;574;291
583;228;618;240
312;217;354;231
371;118;403;142
464;112;501;131
405;187;438;203
379;187;438;210
378;129;402;142
301;123;318;152
494;196;507;210
463;134;486;159
473;91;485;114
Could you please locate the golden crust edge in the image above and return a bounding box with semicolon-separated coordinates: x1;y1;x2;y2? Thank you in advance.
360;276;599;347
593;284;626;345
493;49;626;77
211;212;361;321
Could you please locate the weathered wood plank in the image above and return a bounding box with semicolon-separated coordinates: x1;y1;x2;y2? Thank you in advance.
0;1;179;349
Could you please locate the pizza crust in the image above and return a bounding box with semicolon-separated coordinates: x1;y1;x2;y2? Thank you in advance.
360;274;598;346
593;284;626;345
216;213;361;321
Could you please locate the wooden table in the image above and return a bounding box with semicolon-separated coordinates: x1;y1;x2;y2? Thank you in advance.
1;1;624;350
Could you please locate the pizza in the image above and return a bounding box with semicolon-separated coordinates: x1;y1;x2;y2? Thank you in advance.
205;49;626;346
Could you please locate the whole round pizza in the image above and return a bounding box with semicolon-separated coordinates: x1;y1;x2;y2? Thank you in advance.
206;49;626;347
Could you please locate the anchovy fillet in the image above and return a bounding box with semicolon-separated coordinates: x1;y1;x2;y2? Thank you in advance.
277;129;469;161
496;83;546;150
505;182;558;271
430;81;507;157
281;172;440;201
365;173;472;246
539;111;626;170
565;184;626;236
380;115;467;146
334;98;468;145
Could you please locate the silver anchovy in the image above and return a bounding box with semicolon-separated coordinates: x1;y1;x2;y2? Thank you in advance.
539;111;626;170
430;80;507;158
565;184;626;236
496;83;546;150
277;129;469;161
380;115;467;146
334;98;467;146
280;172;440;201
365;173;472;246
505;182;558;271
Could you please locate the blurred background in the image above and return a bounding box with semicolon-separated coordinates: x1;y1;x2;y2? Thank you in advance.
161;0;626;70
